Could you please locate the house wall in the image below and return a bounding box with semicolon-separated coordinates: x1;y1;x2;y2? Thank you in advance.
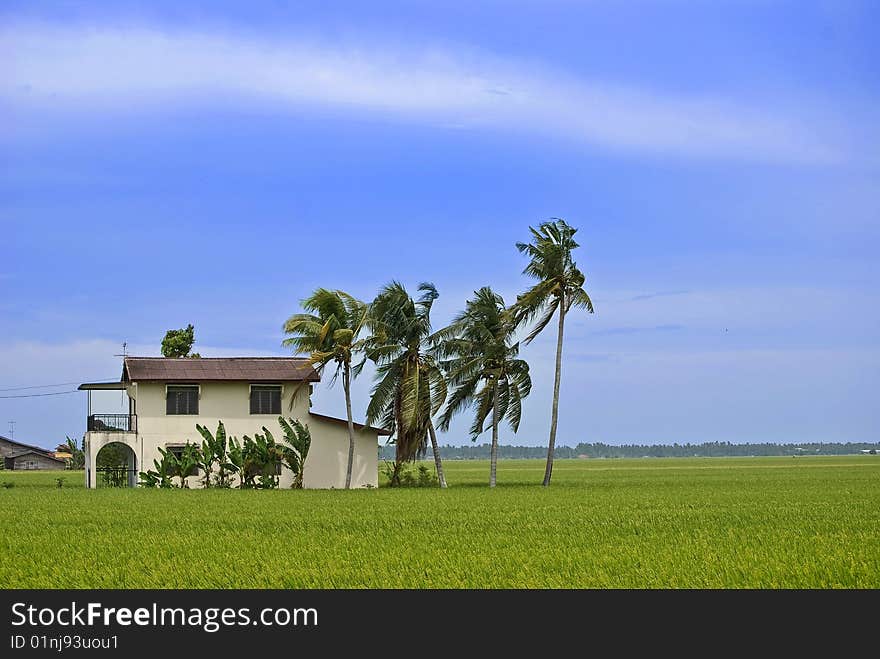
0;437;17;458
301;417;378;489
9;452;65;470
85;380;378;489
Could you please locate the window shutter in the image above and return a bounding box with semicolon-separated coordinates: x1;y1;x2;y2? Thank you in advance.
167;386;199;415
250;385;281;414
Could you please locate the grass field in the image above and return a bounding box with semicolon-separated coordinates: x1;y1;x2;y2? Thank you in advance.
2;456;878;588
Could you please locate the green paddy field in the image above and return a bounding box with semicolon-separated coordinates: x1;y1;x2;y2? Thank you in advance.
2;456;878;588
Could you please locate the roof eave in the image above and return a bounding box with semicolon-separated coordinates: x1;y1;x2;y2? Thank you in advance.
78;382;128;391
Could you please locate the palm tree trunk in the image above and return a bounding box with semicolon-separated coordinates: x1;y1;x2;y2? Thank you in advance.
490;379;499;488
543;297;566;487
343;362;356;489
427;420;447;489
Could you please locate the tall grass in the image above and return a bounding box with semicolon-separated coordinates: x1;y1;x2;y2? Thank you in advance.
1;457;878;588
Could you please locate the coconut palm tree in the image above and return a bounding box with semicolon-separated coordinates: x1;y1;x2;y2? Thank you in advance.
282;288;369;489
365;282;448;488
436;287;531;487
512;219;593;487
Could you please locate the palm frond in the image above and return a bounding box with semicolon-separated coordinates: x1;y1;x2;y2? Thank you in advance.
438;372;479;431
506;377;523;433
399;359;422;430
523;299;559;344
470;384;494;438
426;362;447;416
567;286;594;313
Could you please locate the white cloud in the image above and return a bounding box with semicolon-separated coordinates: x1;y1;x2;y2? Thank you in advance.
0;23;844;163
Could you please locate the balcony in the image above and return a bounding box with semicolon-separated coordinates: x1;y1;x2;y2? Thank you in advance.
87;414;137;433
79;381;137;435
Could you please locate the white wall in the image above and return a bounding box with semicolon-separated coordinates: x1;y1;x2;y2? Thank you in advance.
85;380;378;489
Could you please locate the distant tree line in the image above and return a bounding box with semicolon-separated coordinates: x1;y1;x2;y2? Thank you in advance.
380;441;880;460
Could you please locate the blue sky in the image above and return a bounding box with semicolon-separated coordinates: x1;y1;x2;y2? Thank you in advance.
1;1;878;449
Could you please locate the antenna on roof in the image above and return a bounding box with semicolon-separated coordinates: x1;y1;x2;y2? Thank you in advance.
112;342;128;405
7;420;14;439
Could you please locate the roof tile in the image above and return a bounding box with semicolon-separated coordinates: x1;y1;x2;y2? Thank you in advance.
123;357;319;382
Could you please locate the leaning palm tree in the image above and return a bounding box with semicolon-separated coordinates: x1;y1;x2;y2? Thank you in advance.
365;282;448;488
282;288;369;489
436;287;531;487
511;219;593;487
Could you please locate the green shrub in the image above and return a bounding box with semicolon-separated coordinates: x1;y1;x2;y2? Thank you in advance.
382;462;439;487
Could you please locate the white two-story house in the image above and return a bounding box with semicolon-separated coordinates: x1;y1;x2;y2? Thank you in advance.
79;357;388;489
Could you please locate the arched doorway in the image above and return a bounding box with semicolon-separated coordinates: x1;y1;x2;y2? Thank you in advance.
95;442;138;487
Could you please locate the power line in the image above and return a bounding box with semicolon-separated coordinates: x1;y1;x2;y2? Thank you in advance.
0;378;117;392
0;381;83;392
0;390;79;399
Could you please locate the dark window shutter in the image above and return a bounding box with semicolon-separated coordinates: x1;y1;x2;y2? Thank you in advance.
167;386;199;415
250;386;281;414
187;388;199;414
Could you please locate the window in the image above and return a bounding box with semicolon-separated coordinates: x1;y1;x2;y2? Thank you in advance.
250;385;281;415
166;446;199;476
166;385;199;415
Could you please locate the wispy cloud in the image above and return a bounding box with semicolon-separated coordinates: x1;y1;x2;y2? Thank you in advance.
630;291;690;302
592;324;684;336
0;23;845;163
630;290;690;302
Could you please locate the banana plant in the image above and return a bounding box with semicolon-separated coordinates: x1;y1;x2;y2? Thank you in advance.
227;436;251;489
138;447;176;488
240;430;283;489
175;442;201;489
65;435;85;470
195;423;217;488
196;421;234;488
242;435;263;488
279;417;311;489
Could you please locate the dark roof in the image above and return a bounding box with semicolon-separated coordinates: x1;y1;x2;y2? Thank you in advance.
308;412;392;436
122;357;320;383
0;435;54;454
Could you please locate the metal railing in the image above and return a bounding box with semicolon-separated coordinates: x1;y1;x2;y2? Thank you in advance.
87;414;137;433
96;466;138;488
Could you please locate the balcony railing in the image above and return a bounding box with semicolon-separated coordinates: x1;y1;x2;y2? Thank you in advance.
87;414;137;433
